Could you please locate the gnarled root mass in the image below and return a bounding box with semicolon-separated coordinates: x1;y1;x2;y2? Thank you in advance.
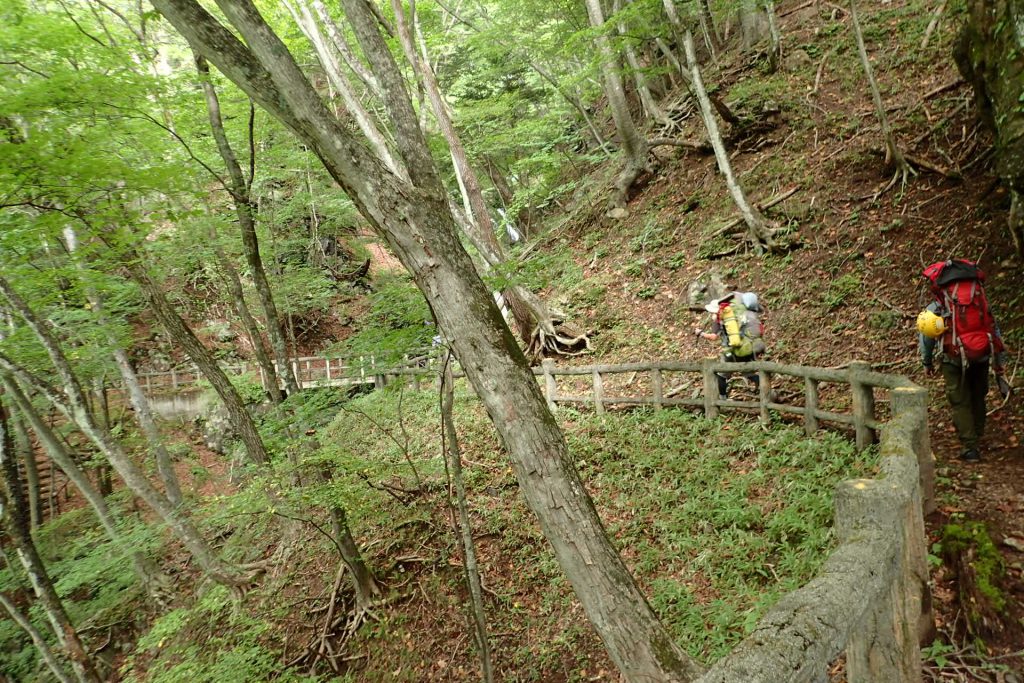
526;317;591;361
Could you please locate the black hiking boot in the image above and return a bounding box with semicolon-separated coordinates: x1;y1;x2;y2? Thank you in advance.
959;448;981;462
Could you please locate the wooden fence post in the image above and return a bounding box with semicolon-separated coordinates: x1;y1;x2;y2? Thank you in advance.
849;361;876;450
651;368;663;411
758;370;771;424
804;376;820;435
170;368;178;390
593;369;604;415
890;386;934;515
542;359;557;412
836;479;918;683
702;359;719;418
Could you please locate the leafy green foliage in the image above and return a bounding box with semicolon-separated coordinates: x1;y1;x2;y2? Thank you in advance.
338;274;434;362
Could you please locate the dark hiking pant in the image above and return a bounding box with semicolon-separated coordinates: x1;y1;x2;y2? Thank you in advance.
941;359;989;450
717;352;759;398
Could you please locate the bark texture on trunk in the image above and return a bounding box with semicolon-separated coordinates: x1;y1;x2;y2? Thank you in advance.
149;1;704;678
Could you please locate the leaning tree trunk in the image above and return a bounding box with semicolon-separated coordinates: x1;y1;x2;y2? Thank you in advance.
150;1;706;679
325;501;382;610
120;260;270;466
0;591;76;683
441;356;494;683
193;56;296;397
849;0;912;186
209;223;281;403
583;0;654;207
683;31;779;254
0;405;102;683
614;0;672;128
2;375;168;596
0;279;245;587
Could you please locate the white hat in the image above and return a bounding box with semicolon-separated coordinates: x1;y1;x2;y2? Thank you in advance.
704;299;720;313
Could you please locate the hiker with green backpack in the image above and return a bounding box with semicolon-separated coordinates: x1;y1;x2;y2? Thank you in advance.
697;291;766;400
918;259;1010;463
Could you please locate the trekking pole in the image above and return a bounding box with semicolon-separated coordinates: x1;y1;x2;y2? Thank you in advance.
987;347;1019;416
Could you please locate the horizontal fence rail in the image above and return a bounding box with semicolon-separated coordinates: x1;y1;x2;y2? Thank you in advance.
120;351;932;680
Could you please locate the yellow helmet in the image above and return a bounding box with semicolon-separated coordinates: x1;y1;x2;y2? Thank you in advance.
916;310;946;339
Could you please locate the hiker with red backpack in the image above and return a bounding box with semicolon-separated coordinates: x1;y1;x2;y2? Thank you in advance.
918;259;1010;462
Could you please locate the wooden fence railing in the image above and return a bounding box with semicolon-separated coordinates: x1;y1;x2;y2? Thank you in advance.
133;352;932;680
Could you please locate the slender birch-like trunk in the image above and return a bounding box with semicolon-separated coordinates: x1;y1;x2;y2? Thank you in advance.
441;357;493;683
0;278;244;586
849;0;912;183
63;227;185;505
209;224;281;402
194;57;298;396
584;0;653;207
2;374;169;595
0;592;76;683
683;31;778;253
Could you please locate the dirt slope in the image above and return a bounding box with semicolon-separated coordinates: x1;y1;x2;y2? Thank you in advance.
537;0;1024;674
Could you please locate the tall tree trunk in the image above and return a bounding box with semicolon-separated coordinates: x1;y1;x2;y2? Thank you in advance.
441;356;494;683
149;2;705;679
0;591;76;683
0;403;102;683
310;0;381;96
765;0;782;71
584;0;653;207
194;56;298;396
614;0;672;128
698;0;719;57
10;411;42;528
282;3;405;178
2;374;169;596
683;31;779;254
118;260;270;466
0;278;245;587
209;223;282;404
849;0;912;185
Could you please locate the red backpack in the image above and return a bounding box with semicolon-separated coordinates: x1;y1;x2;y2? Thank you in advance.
922;260;1004;363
